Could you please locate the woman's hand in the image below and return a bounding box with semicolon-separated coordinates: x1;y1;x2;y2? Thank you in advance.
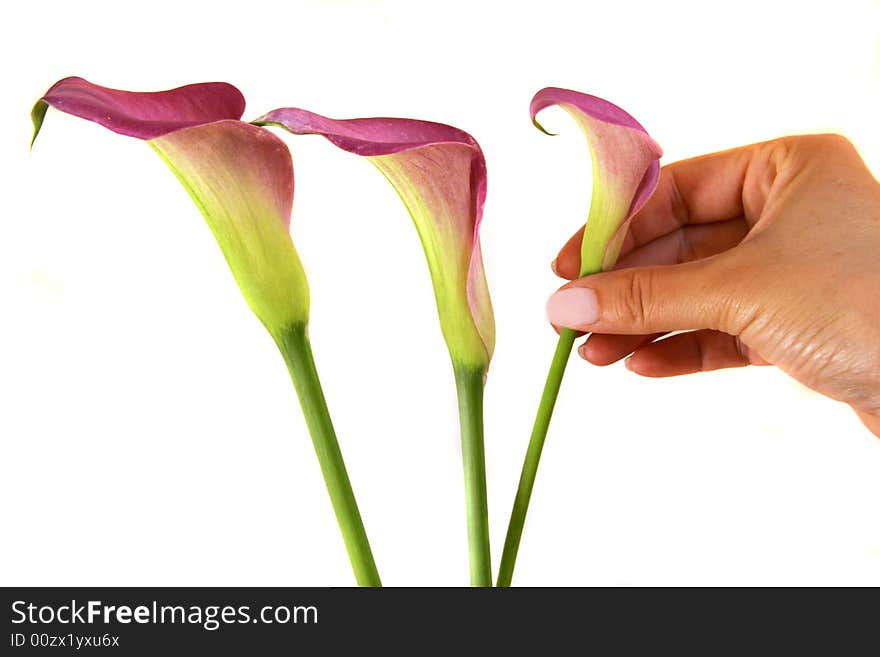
546;135;880;436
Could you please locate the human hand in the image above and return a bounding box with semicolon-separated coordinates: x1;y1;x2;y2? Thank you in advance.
546;135;880;436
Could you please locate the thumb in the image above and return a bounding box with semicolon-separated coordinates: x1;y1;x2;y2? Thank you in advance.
546;255;750;335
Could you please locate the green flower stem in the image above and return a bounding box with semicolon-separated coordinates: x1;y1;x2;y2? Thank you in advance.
454;365;492;587
274;323;381;587
497;327;577;587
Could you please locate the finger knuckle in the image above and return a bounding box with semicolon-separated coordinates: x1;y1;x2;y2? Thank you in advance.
786;133;855;158
814;132;855;152
620;270;654;328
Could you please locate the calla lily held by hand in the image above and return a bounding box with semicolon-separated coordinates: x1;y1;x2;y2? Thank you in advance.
498;88;662;586
530;87;663;275
32;77;379;586
254;108;495;585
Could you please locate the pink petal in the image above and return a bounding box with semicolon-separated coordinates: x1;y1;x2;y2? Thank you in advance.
256;107;481;156
531;87;658;135
32;76;245;145
255;108;494;367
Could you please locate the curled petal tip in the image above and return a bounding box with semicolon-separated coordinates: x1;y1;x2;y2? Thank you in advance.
531;116;558;137
30;99;48;150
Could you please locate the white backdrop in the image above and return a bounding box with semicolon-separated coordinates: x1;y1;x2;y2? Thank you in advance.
2;0;879;586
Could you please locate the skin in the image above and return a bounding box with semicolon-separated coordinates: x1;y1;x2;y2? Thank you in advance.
549;135;880;437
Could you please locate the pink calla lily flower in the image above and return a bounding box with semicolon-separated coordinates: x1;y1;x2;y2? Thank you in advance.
31;77;379;586
253;108;494;372
530;87;663;274
32;77;308;333
498;89;663;587
254;107;495;585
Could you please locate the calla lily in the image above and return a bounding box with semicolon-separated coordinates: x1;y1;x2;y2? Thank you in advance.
498;88;663;586
530;87;663;275
254;108;495;585
32;76;307;334
32;77;379;586
254;108;495;371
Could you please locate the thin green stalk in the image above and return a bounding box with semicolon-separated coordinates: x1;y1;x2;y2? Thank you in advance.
274;323;380;587
454;365;492;586
497;327;577;587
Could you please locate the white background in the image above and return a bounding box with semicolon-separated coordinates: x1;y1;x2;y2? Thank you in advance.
2;0;879;586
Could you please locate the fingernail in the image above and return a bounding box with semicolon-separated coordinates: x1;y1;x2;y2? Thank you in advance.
577;343;590;360
624;356;635;371
550;258;559;275
546;287;600;328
